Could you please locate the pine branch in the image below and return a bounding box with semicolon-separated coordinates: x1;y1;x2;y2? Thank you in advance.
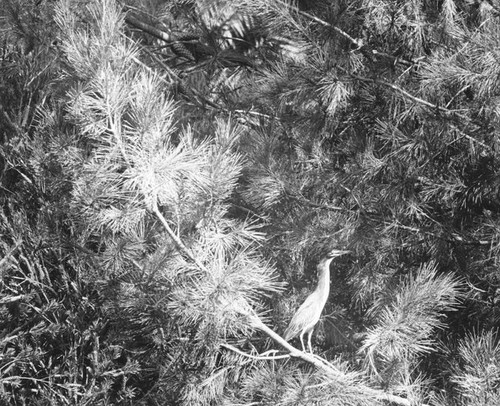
131;43;233;112
248;318;429;406
448;122;490;150
233;109;274;120
274;0;416;67
292;193;491;247
294;6;361;49
287;192;348;212
134;41;275;123
124;13;172;42
351;73;456;114
249;316;341;375
349;73;490;149
152;203;207;271
221;343;290;360
387;222;491;246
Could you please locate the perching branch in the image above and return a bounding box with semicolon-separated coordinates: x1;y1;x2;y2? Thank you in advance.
250;317;429;406
221;343;290;361
249;315;342;376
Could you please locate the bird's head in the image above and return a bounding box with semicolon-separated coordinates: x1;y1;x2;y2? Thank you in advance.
317;249;350;274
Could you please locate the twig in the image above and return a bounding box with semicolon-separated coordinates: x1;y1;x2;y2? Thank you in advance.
233;109;274;120
124;13;172;42
221;343;290;360
231;203;270;222
0;240;22;270
386;221;491;246
351;74;452;113
288;193;347;212
448;122;489;150
152;203;207;271
200;367;229;387
130;258;144;273
275;0;416;66
445;85;471;108
295;8;361;49
0;295;26;305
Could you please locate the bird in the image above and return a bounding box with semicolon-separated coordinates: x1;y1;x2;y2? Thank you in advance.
284;249;350;353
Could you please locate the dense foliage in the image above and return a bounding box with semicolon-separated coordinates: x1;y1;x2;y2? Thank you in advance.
2;0;500;405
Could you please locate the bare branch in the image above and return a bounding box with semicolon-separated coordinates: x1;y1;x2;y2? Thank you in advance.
249;316;341;375
221;343;290;360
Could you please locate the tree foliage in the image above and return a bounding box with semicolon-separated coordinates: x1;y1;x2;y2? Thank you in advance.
2;0;500;405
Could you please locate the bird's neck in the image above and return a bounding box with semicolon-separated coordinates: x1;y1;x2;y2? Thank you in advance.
314;258;333;299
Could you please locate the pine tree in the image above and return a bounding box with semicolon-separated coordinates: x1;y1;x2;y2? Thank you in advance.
54;0;283;403
3;0;500;404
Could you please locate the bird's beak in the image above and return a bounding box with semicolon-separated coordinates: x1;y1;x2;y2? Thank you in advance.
328;249;351;257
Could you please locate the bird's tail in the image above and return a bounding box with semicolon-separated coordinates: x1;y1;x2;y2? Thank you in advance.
283;325;297;342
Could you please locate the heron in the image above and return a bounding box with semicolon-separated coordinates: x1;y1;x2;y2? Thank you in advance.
284;249;350;353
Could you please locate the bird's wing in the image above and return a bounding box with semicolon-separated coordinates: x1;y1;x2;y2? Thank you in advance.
283;293;319;340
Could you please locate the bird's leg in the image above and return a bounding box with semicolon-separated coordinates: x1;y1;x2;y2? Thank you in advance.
299;332;306;352
307;329;314;353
